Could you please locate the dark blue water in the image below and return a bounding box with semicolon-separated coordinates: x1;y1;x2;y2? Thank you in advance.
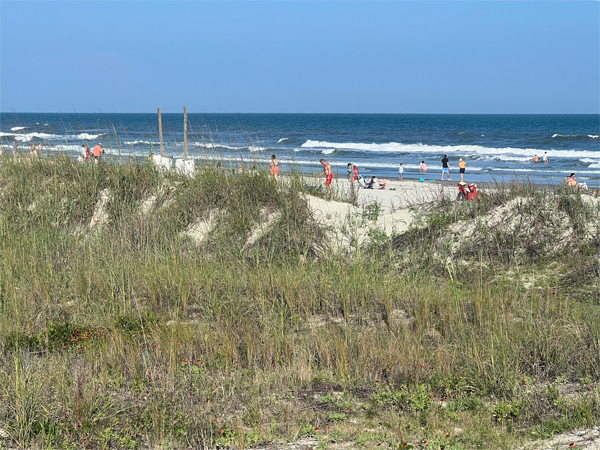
1;113;598;183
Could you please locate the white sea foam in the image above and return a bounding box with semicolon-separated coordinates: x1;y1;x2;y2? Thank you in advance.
248;145;265;152
553;134;599;139
321;148;335;155
277;138;288;143
300;140;600;160
13;132;58;142
588;163;600;169
10;126;28;131
579;158;600;164
1;131;105;142
74;133;105;140
124;140;161;145
191;142;243;151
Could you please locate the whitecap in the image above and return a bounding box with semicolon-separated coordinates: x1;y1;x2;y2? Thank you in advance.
589;135;599;139
300;140;600;160
74;133;105;140
124;140;160;145
321;148;335;155
10;126;28;131
277;138;288;143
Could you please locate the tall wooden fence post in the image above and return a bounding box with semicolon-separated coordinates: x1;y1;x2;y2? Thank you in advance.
158;108;164;157
183;106;188;160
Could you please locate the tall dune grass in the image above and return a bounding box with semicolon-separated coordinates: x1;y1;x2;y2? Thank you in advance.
0;155;598;449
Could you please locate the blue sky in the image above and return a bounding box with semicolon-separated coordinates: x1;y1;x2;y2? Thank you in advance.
1;1;598;113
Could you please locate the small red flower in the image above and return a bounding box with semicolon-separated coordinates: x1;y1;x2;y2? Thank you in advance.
433;394;437;397
445;435;450;438
218;427;224;436
423;440;428;444
569;444;575;448
116;422;120;425
314;427;319;431
346;407;351;411
212;418;217;423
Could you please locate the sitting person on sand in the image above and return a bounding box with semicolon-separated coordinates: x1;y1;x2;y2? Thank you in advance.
369;176;388;190
565;173;586;190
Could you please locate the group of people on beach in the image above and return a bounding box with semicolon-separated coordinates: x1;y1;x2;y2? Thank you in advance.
10;139;44;158
394;155;469;182
80;143;104;164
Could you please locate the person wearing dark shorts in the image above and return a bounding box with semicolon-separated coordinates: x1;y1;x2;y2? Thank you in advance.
458;158;467;182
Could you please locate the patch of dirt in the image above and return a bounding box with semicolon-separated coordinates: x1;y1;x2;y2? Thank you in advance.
520;426;600;450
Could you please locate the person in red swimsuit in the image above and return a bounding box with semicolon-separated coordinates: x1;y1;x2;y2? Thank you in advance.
318;158;333;193
270;154;279;182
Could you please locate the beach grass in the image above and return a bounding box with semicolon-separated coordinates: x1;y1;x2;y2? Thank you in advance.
0;155;598;449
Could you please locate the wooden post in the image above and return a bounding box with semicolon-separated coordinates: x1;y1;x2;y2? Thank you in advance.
158;108;164;157
183;106;188;160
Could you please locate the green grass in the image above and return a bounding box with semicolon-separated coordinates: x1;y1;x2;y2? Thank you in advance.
0;155;598;449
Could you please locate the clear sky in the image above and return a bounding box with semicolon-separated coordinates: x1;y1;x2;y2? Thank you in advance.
1;1;598;114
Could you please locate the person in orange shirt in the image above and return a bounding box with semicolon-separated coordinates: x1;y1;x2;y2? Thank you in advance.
92;143;104;165
458;158;467;182
534;155;538;163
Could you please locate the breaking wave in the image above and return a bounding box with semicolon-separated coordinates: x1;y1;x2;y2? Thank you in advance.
300;140;600;160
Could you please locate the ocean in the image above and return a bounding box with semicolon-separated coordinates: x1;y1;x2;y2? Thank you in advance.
1;113;598;185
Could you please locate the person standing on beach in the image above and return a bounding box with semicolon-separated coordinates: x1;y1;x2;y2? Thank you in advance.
421;161;427;172
441;154;451;181
92;143;104;165
347;163;359;182
29;142;36;157
270;154;279;182
37;143;43;153
458;158;467;182
318;158;333;193
398;163;404;180
543;152;548;163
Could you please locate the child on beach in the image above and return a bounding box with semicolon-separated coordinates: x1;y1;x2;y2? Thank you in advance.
420;161;427;172
398;163;404;180
534;155;538;163
270;154;279;181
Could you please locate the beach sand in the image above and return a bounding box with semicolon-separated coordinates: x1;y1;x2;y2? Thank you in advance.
302;176;456;250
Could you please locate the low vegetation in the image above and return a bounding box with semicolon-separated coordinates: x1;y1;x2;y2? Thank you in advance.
0;156;598;449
